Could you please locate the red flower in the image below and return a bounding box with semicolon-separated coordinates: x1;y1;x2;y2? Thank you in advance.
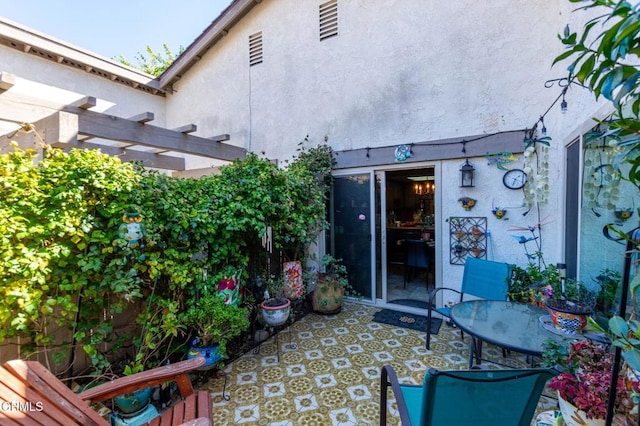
548;340;639;420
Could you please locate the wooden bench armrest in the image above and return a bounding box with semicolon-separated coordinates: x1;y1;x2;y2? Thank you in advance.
79;356;205;404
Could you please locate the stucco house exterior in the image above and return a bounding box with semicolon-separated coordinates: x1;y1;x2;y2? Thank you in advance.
0;0;635;315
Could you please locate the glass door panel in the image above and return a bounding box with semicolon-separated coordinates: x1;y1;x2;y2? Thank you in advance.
330;174;373;300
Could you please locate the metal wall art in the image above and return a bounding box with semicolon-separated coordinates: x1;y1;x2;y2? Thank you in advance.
449;216;487;264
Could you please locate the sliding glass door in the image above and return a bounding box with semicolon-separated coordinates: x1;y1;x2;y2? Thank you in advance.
329;173;374;301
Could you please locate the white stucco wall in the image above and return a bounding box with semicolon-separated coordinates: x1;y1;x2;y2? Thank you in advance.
0;45;167;125
0;0;617;296
168;0;611;291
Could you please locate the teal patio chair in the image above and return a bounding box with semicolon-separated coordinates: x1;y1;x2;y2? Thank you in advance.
380;365;557;426
425;256;511;349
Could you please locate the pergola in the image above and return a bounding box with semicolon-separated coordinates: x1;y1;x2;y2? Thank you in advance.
0;71;246;173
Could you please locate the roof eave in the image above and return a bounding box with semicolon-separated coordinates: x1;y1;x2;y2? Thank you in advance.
158;0;261;91
0;18;164;95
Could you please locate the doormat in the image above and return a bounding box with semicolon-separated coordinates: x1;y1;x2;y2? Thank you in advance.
372;309;442;335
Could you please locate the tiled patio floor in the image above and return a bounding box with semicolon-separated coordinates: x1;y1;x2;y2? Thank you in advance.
203;302;556;425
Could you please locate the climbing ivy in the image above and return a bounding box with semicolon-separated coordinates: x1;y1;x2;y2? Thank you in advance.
0;139;333;376
0;146;139;366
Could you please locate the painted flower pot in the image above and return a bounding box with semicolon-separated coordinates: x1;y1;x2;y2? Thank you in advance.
557;393;605;426
260;297;291;327
312;276;345;314
187;339;222;368
545;299;592;335
114;387;152;415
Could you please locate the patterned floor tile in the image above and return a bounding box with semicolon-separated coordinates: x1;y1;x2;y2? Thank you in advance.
205;302;555;425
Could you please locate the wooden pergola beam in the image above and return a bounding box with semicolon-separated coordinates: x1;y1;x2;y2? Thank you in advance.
210;134;230;142
0;72;16;91
129;112;154;123
33;110;78;146
72;96;97;110
72;141;186;170
173;124;197;134
70;108;245;161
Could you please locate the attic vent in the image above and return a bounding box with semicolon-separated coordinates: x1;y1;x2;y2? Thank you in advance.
249;32;263;66
319;0;338;41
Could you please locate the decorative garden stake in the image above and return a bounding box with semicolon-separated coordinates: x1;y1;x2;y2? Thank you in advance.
458;197;477;211
283;261;304;300
118;212;144;248
217;271;241;306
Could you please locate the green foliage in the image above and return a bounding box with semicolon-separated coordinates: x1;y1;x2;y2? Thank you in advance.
0;146;139;364
557;0;640;188
319;254;352;293
181;292;249;359
595;268;622;312
558;0;640;375
122;296;185;376
115;44;184;77
0;138;334;376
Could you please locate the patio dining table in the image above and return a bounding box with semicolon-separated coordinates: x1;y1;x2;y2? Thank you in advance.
449;300;563;368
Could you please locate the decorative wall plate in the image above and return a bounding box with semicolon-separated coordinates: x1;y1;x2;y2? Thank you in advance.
394;144;412;162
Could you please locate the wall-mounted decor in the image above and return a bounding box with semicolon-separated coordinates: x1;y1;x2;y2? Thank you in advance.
614;208;634;222
394;144;412;162
458;197;477;211
492;207;507;219
485;152;518;170
449;217;487;265
459;159;475;187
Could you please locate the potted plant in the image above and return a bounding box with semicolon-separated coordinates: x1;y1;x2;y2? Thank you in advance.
542;339;639;425
182;292;249;368
544;272;598;335
312;254;351;314
507;262;559;305
114;297;184;415
260;274;292;327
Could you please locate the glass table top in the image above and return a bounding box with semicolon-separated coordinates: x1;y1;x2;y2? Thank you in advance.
449;300;562;356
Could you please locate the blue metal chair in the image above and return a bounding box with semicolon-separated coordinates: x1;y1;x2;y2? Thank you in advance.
426;256;511;349
380;365;557;426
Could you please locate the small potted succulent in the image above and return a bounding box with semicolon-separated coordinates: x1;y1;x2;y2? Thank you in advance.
542;339;639;425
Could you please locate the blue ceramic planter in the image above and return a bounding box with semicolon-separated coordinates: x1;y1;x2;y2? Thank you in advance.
187;339;222;368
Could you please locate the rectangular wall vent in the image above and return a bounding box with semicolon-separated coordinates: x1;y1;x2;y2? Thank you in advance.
319;0;338;41
249;32;263;66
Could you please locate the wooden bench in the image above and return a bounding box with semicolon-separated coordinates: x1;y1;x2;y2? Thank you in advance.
0;356;212;426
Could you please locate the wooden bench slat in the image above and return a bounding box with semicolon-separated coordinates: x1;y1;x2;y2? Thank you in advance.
195;391;212;420
1;357;212;426
171;399;185;426
182;393;197;422
0;364;91;425
4;360;106;425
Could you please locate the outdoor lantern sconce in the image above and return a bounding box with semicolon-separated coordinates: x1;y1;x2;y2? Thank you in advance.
460;159;475;187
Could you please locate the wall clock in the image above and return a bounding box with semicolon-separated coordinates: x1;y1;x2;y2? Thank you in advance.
502;168;527;189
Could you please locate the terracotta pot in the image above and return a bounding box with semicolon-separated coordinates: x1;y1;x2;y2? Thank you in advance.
557;392;605;426
312;276;345;314
545;298;592;335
